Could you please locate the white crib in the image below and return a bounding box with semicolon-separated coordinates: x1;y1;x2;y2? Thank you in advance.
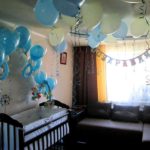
0;106;69;150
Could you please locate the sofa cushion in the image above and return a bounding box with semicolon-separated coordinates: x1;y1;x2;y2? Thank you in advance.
77;118;143;133
112;105;140;123
142;124;150;142
87;102;111;119
142;106;150;123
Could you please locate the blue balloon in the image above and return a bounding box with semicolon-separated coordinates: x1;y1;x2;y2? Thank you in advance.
6;31;20;55
88;36;100;49
112;21;128;39
53;0;79;17
34;0;59;26
22;63;33;78
30;45;45;61
54;40;67;53
34;71;47;84
89;24;106;43
24;39;32;54
0;62;9;80
67;0;85;7
0;50;5;67
0;28;19;55
31;59;42;71
15;26;31;49
46;77;57;91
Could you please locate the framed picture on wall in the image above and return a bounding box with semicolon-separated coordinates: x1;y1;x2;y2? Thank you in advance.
60;52;67;65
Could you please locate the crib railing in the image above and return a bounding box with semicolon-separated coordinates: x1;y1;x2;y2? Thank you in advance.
0;113;70;150
24;121;69;150
0;113;24;150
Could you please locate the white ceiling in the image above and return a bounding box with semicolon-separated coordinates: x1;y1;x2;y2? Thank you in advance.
0;0;149;44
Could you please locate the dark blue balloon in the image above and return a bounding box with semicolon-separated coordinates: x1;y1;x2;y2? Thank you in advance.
15;26;31;49
0;62;9;80
53;0;79;17
30;45;45;61
34;0;59;26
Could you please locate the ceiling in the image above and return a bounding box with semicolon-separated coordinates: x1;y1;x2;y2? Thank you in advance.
0;0;149;44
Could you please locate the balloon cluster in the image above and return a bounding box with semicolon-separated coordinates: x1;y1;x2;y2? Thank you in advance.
32;71;57;101
34;0;150;50
34;0;85;53
0;25;57;102
0;26;34;80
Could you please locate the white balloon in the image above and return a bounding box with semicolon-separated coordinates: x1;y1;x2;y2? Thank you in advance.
49;28;65;46
104;35;117;43
81;0;103;29
100;14;121;35
130;18;149;38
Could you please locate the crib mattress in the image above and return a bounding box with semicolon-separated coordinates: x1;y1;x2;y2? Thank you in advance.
11;107;69;143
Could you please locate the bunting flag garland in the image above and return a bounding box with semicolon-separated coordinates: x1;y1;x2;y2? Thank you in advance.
95;47;150;67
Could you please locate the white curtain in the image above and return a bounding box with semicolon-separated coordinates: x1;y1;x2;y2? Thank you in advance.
105;41;150;105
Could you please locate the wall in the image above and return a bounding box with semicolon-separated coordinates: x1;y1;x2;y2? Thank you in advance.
31;33;73;106
0;30;73;115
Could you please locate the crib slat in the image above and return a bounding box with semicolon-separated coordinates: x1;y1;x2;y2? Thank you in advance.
1;122;4;150
9;125;14;150
7;124;10;150
14;127;16;150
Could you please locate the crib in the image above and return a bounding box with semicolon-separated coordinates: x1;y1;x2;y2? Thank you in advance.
0;102;70;150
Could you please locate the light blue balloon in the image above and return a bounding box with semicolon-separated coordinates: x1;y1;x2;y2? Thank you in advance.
30;45;45;61
34;71;47;84
31;59;42;71
15;26;31;49
89;24;106;43
0;62;9;80
34;0;59;26
46;77;57;91
112;21;128;39
54;40;67;53
53;0;79;17
88;36;100;49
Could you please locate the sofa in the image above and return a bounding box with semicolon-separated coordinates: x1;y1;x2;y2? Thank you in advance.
76;102;150;148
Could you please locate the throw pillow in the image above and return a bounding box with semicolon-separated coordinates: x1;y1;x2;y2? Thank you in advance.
142;105;150;123
87;102;111;119
112;104;140;123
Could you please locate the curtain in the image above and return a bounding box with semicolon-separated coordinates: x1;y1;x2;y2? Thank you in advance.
96;45;107;102
72;46;98;106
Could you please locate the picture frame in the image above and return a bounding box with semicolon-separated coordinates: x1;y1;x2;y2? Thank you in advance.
60;52;67;65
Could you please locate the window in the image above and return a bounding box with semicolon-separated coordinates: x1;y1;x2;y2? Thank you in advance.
97;42;150;105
